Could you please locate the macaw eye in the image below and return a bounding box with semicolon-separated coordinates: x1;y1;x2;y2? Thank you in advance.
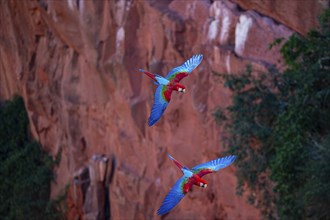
178;88;182;92
200;182;204;187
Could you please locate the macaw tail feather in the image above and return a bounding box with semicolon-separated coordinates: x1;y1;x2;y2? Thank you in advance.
167;154;175;161
139;69;157;81
167;154;184;170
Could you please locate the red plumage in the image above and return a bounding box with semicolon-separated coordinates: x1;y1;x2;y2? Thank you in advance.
172;72;189;83
196;169;214;177
141;70;157;81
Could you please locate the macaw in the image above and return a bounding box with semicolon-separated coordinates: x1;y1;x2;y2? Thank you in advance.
139;54;203;126
157;154;237;215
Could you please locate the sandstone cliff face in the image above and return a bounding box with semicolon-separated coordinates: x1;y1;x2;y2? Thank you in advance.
0;0;325;219
231;0;328;35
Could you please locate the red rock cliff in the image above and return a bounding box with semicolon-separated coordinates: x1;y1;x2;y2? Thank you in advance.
0;0;327;219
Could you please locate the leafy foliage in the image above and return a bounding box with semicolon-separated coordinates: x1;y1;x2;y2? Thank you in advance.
215;10;330;220
0;96;63;220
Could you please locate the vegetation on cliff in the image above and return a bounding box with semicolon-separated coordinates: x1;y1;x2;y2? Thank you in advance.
215;10;330;220
0;96;63;220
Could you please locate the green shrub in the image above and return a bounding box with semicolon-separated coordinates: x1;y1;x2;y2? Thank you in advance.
0;96;62;220
215;10;330;220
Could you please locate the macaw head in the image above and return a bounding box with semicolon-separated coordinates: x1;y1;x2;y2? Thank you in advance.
174;83;186;93
198;178;208;188
192;174;208;188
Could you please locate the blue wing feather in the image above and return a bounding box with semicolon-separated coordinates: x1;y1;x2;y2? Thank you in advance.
191;155;237;173
165;54;203;81
157;176;187;215
148;85;169;126
155;76;170;85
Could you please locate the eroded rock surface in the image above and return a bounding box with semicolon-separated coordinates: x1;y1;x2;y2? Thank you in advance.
0;0;325;219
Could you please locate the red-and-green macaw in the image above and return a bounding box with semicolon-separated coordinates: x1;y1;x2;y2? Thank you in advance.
139;54;203;126
157;154;237;215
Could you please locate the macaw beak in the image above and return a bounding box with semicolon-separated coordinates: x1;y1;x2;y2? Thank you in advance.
200;182;207;188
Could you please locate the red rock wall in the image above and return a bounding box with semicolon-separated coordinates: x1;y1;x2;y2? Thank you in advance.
230;0;329;35
0;0;326;219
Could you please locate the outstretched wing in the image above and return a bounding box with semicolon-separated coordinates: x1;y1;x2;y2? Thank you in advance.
148;85;172;126
165;54;203;83
191;155;236;177
157;176;188;215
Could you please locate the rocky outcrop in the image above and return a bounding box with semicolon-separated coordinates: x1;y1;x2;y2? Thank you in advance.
230;0;329;35
0;0;325;219
67;154;111;220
